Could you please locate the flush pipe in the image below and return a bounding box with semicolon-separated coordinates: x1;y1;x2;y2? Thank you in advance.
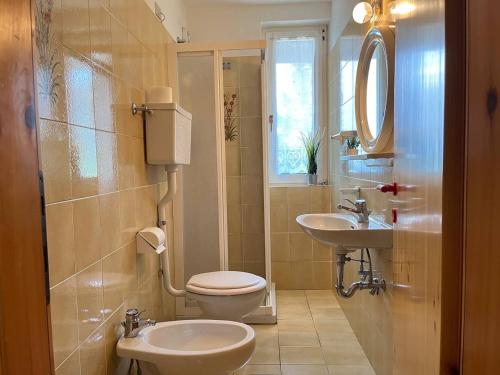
335;248;386;299
157;165;186;297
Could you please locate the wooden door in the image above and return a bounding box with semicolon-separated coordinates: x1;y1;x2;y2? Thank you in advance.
392;0;465;373
0;0;53;373
462;0;500;372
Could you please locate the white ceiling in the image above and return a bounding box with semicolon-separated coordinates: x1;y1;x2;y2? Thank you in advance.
186;0;330;4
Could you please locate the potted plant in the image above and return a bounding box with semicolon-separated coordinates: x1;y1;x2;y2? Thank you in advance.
301;128;325;185
346;136;360;156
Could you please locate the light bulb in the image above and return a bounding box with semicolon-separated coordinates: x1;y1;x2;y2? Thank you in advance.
389;1;416;16
352;2;373;24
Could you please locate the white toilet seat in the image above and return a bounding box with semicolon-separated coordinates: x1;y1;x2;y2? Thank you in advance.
186;271;266;296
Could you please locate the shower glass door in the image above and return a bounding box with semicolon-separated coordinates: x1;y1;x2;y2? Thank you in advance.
222;50;266;279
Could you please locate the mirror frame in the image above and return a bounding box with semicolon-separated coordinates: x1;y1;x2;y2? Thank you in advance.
355;25;395;153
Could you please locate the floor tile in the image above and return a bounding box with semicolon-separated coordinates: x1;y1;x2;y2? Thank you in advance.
327;365;376;374
279;331;320;347
321;345;370;366
280;347;325;365
281;365;329;375
235;364;282;374
239;290;374;375
278;319;316;332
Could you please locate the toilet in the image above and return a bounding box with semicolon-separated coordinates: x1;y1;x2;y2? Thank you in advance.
186;271;267;321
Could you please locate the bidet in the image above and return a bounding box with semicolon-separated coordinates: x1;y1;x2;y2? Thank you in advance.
117;320;256;375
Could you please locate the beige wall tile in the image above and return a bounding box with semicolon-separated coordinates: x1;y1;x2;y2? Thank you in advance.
74;197;101;271
288;203;310;233
38;0;174;371
46;202;75;286
64;49;94;128
104;306;128;374
270;187;287;204
223;58;239;87
312;262;332;289
242;233;265;262
313;241;332;261
69;125;98;198
51;277;79;367
228;234;242;263
241;176;263;205
135;186;156;228
93;66;115;133
287;187;310;205
271;233;289;262
227;204;242;235
89;3;113;71
117;134;135;189
240;117;262;147
241;146;263;176
242;204;264;234
239;58;261;88
240;87;262;117
39;120;71;203
37;45;68;123
226;145;241;177
132;136;147;186
55;348;80;375
290;233;313;262
102;249;124;318
77;262;104;342
119;189;137;245
80;326;106;375
291;262;313;290
271;262;291;290
270;202;288;233
99;192;121;256
62;0;91;57
96;130;118;194
227;176;241;205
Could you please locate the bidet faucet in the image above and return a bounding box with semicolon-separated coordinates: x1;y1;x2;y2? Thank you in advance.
121;308;156;338
337;198;371;223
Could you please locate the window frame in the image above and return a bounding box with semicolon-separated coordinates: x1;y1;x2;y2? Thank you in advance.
264;26;328;185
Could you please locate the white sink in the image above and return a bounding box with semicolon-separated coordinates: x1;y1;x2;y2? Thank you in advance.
296;213;392;251
117;320;255;375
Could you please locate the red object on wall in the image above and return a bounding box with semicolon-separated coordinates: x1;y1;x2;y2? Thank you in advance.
392;208;398;224
378;182;398;195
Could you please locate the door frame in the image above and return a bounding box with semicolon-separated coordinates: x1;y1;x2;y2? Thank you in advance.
0;0;53;373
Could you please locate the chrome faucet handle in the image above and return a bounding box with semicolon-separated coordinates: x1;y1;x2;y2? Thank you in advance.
344;198;356;206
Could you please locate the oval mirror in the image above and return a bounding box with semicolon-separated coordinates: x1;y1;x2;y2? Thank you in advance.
355;26;395;153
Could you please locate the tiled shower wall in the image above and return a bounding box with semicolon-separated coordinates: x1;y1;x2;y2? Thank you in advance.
328;21;394;374
35;0;175;373
223;56;266;278
270;186;334;290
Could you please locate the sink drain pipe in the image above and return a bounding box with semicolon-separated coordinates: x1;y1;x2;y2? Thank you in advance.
335;248;386;299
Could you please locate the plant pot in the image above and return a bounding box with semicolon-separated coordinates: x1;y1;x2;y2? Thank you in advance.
308;174;318;185
346;148;359;156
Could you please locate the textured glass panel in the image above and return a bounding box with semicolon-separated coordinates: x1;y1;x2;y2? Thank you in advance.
274;38;316;175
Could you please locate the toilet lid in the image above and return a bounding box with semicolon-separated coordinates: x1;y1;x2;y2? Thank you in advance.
186;271;266;296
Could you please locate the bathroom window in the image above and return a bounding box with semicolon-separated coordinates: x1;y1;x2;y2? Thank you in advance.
266;27;327;184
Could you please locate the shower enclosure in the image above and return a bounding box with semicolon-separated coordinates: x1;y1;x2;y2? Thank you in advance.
167;41;276;323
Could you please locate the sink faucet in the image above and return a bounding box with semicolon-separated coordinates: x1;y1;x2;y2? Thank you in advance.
121;308;156;338
337;199;371;223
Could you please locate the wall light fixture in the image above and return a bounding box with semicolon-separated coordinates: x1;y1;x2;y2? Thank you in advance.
352;0;381;24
